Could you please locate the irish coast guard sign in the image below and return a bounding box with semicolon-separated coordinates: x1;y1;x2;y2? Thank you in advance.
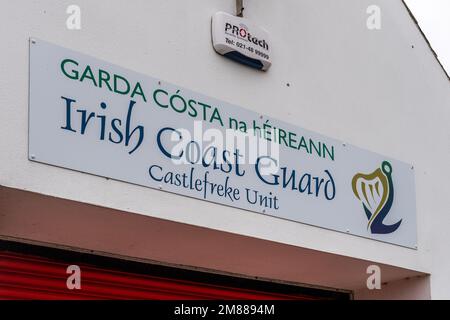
28;39;417;248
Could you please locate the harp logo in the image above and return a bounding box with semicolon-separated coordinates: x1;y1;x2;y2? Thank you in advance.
352;161;402;234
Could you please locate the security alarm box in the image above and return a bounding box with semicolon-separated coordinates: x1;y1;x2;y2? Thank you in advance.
211;11;272;71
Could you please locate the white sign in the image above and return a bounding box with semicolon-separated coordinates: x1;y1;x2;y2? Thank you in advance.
212;12;271;70
29;39;417;247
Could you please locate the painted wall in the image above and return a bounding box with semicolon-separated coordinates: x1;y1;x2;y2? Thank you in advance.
355;276;431;300
0;0;449;298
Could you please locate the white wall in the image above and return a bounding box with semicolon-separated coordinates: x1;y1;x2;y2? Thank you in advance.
0;0;449;298
355;275;431;300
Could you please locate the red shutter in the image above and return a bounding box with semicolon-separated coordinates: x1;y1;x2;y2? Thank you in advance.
0;251;322;300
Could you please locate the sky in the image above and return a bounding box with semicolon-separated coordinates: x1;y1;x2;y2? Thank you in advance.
404;0;450;76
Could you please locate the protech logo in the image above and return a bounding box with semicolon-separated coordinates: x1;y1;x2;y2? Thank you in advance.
212;12;272;70
225;22;269;50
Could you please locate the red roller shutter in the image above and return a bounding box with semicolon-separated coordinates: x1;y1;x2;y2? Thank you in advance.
0;250;327;300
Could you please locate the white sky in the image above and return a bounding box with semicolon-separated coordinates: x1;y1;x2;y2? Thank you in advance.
404;0;450;76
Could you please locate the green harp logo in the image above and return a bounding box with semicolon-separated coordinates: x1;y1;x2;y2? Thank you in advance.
352;161;402;234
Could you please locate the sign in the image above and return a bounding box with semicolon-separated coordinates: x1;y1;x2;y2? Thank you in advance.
211;12;271;70
29;39;417;247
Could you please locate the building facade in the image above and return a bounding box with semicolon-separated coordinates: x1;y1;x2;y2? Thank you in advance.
1;0;449;299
